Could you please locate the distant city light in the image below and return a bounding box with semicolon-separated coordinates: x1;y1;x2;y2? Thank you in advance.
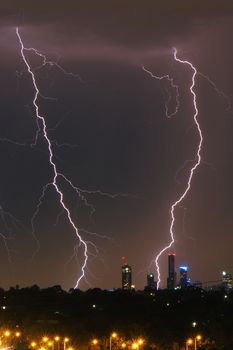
180;266;188;271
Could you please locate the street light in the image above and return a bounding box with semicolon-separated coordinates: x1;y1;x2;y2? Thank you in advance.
110;333;117;350
186;339;193;350
137;339;144;347
4;331;10;337
92;339;98;346
47;341;54;350
54;336;60;350
137;339;144;350
186;335;202;350
2;330;11;347
64;338;69;350
194;335;202;350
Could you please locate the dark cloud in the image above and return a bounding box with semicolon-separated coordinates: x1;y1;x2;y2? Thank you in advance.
1;1;233;47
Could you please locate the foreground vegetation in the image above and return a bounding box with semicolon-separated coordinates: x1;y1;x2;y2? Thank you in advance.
0;286;232;350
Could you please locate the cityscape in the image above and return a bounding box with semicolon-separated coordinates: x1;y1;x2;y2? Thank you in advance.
121;254;233;292
0;275;231;350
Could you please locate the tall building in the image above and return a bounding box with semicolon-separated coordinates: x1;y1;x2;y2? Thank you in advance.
147;273;156;290
121;264;132;290
167;253;176;289
222;271;232;291
179;265;188;288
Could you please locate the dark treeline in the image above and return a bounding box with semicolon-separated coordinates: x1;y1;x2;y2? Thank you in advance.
0;286;232;350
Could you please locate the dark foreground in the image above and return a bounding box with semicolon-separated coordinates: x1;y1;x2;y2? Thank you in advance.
0;286;232;350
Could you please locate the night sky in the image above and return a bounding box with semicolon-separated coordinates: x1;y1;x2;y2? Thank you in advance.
0;1;233;290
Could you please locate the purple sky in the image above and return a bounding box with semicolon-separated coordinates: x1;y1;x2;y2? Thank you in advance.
0;1;233;290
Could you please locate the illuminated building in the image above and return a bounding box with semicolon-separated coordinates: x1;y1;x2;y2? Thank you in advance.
222;271;232;291
179;265;188;288
121;264;132;290
147;273;156;290
167;253;176;289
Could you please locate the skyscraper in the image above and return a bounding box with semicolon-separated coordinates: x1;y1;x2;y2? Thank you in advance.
167;253;176;289
147;273;156;290
222;271;232;291
179;265;188;288
121;264;132;290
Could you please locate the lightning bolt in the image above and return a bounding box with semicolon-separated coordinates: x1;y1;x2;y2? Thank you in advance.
30;183;52;259
142;65;180;118
14;44;84;149
145;48;202;289
0;205;24;263
198;72;233;114
16;27;88;288
15;27;139;287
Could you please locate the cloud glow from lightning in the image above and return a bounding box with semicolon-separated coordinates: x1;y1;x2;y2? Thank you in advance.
16;27;88;288
144;48;203;289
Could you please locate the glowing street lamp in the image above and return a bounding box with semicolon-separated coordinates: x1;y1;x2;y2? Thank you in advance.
186;338;193;350
64;338;69;350
54;336;60;350
47;341;54;350
110;333;117;350
31;342;37;348
194;335;202;350
92;339;98;346
186;335;202;350
137;339;144;347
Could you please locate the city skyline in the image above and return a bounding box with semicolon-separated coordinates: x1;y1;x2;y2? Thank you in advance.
0;1;233;290
121;255;233;291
